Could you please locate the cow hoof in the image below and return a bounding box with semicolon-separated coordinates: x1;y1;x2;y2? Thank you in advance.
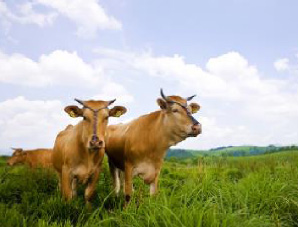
124;195;131;208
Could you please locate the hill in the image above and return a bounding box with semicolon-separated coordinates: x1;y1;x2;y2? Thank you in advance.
166;145;298;159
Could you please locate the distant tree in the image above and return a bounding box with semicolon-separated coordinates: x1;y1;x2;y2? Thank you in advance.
168;157;178;163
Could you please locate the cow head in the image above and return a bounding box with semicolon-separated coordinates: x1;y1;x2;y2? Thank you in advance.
64;99;127;152
157;89;202;138
7;148;26;166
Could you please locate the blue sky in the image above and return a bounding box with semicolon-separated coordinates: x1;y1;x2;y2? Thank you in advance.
0;0;297;155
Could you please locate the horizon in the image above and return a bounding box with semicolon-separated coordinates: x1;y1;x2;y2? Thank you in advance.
0;0;297;155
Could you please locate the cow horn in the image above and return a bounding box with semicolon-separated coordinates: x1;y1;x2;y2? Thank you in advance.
160;88;169;101
74;98;85;106
108;99;116;106
186;95;196;101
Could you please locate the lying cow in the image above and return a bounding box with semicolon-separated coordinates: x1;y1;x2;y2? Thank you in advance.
7;148;53;168
105;89;202;204
52;99;126;206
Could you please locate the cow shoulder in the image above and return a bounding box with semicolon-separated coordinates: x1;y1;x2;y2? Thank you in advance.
56;124;74;141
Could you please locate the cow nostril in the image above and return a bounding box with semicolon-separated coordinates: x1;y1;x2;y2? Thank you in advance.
192;124;202;133
92;135;99;142
89;139;103;148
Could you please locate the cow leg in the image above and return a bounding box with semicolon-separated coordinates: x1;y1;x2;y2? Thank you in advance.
114;168;121;196
71;177;78;198
61;166;72;201
109;160;121;196
122;171;134;193
150;170;160;196
121;171;125;193
124;163;133;205
57;172;62;191
85;169;100;208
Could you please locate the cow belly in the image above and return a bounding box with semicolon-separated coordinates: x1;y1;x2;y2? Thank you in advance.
133;162;156;184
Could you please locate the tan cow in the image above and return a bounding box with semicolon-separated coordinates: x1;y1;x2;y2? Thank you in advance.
105;89;202;204
52;99;126;206
7;148;53;168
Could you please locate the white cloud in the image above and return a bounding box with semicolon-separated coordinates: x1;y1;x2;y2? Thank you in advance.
274;58;289;72
0;1;57;27
274;55;298;80
0;0;122;38
94;48;228;98
92;82;134;104
36;0;122;38
95;49;284;100
0;50;102;87
0;49;134;103
134;54;227;95
0;96;71;154
206;52;254;80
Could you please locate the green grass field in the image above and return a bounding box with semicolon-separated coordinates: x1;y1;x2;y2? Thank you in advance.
1;150;298;227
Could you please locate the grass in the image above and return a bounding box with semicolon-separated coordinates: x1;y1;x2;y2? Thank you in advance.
1;150;298;226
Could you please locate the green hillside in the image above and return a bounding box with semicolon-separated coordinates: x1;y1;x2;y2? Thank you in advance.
166;145;298;159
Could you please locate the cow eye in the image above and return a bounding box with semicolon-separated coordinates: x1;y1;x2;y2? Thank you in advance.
172;109;179;113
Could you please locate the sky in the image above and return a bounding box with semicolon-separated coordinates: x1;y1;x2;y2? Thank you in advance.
0;0;297;155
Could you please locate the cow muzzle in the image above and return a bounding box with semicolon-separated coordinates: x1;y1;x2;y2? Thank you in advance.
189;123;202;137
89;135;104;151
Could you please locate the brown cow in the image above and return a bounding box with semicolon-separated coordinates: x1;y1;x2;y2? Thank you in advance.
105;89;202;204
52;99;126;206
7;148;53;168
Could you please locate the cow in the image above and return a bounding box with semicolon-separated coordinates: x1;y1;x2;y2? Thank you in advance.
52;99;126;206
7;148;53;168
105;89;202;204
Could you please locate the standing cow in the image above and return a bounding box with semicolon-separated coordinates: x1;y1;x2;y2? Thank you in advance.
7;148;53;168
105;89;202;204
52;99;126;206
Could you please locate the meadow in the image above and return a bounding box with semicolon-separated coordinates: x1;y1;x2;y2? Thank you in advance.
1;150;298;227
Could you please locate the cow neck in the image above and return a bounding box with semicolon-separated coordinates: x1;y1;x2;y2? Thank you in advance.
161;111;187;147
154;111;183;149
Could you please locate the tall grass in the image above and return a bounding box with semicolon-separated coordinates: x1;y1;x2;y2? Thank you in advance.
1;151;298;226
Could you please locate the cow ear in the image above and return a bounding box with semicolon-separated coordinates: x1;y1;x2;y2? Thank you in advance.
64;105;83;118
189;103;200;114
12;148;23;156
109;106;127;117
157;98;168;109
